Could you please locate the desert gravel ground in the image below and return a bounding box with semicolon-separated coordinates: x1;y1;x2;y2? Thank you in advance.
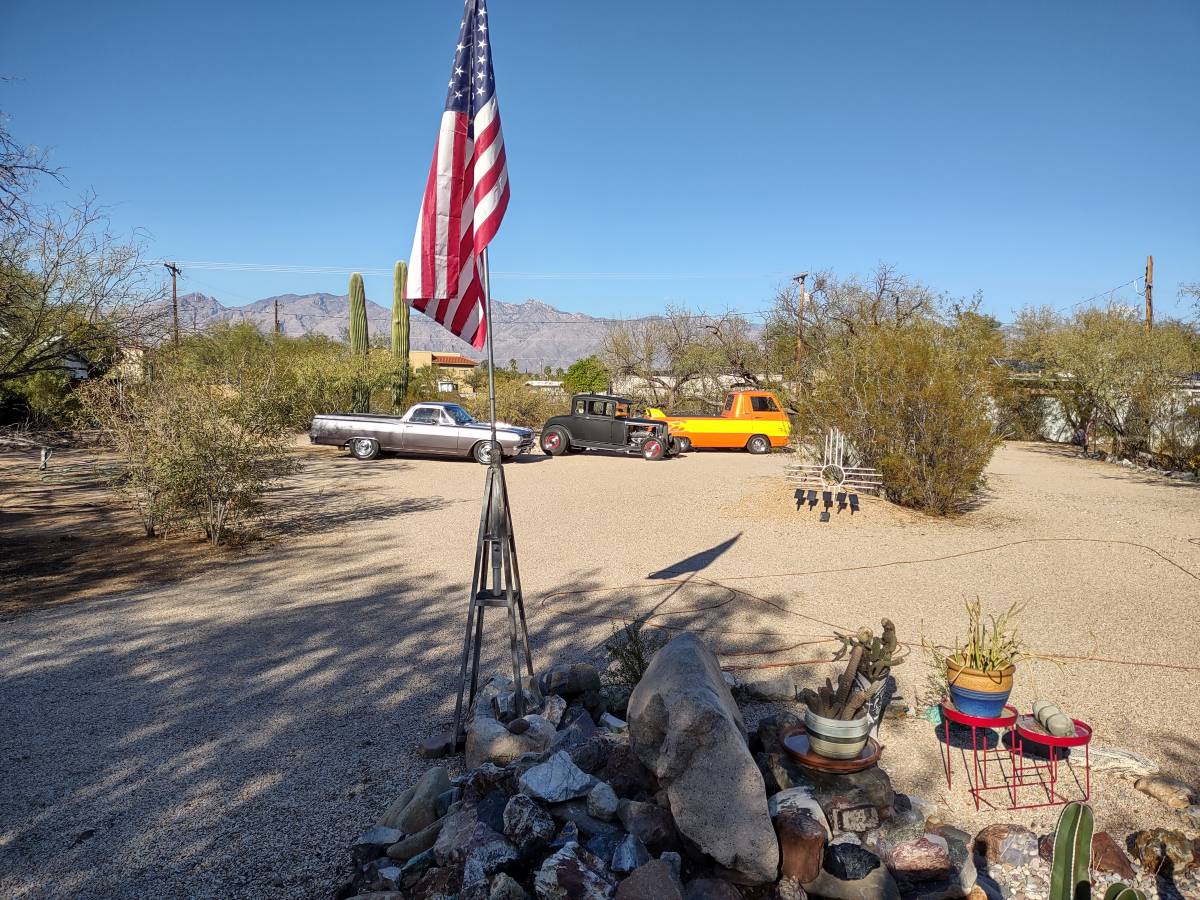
1;440;1198;898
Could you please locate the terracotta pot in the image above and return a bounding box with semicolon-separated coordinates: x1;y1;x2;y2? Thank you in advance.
946;660;1015;718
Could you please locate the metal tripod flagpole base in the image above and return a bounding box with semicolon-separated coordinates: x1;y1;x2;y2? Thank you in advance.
450;460;535;748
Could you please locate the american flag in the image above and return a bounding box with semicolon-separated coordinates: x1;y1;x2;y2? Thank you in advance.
407;0;509;350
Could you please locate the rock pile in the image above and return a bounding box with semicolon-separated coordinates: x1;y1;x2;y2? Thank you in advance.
341;634;1200;899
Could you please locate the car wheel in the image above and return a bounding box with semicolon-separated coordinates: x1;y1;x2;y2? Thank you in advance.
746;434;771;455
676;437;692;453
541;427;568;456
350;438;380;460
473;440;500;465
642;437;665;460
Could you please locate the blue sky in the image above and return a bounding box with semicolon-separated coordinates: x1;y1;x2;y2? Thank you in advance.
4;0;1198;323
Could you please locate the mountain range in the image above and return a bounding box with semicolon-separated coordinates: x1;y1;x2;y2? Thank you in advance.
165;292;616;372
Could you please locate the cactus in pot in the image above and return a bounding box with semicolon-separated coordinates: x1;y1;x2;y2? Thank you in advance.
800;618;903;759
348;272;370;413
390;260;410;413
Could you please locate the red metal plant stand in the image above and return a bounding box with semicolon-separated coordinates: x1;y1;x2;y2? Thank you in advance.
940;702;1019;811
1008;716;1093;810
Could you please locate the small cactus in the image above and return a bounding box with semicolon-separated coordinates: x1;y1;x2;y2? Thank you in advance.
1103;886;1147;900
348;272;370;413
801;623;894;720
1049;801;1093;900
390;261;410;413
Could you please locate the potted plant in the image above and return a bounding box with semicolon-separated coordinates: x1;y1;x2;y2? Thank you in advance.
933;599;1024;718
800;619;905;759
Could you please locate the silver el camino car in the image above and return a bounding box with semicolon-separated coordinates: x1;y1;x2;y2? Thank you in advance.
309;402;535;464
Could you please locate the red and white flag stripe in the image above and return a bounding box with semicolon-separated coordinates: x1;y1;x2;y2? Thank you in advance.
407;0;509;350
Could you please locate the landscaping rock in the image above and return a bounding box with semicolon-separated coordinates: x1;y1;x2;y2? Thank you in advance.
432;805;518;875
825;843;882;881
598;742;657;799
890;830;977;899
494;677;544;722
436;787;462;818
804;847;901;900
972;823;1033;864
400;846;437;878
519;751;596;803
775;806;826;883
660;851;682;881
549;821;580;850
541;662;603;697
611;833;651;874
585;830;622;863
389;767;452;833
1088;746;1158;778
1091;831;1135;880
615;859;684;900
548;800;622;840
886;834;953;881
542;694;568;726
489;872;528;900
410;865;463;900
600;713;628;733
467;717;555;769
761;748;894;834
502;794;556;851
588;781;620;821
768;786;832;838
627;633;779;883
353;826;404;864
534;841;616;899
1128;828;1195;873
617;799;676;850
741;671;796;702
387;817;445;862
1134;774;1196;809
683;878;745;900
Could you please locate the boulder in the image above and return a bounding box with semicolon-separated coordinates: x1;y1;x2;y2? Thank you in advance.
627;633;779;883
588;782;620;821
598;741;657;800
534;841;616;899
519;751;596;803
353;826;404;864
552;705;600;751
775;806;826;883
541;662;603;697
1091;831;1135;880
891;829;977;899
409;865;463;900
547;800;622;840
617;799;676;850
739;671;797;702
769;787;831;838
502;794;556;852
616;859;684;900
432;805;518;876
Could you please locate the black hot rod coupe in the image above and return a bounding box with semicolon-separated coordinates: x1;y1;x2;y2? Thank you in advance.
539;394;681;460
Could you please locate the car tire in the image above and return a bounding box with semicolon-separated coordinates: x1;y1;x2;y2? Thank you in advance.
746;434;771;455
676;437;692;453
541;427;568;456
473;440;500;465
642;438;665;460
350;437;380;460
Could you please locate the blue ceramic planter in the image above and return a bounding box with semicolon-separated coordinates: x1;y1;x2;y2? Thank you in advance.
948;683;1011;718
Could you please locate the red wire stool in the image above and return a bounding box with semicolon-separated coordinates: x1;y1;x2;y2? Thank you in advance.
940;702;1018;811
1009;716;1093;809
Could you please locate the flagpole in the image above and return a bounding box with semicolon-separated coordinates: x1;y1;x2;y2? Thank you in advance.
481;247;498;465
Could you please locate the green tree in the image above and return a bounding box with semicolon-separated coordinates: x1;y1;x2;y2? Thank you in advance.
562;355;610;394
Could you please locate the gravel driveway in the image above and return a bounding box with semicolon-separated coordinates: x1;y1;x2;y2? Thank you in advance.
2;442;1198;898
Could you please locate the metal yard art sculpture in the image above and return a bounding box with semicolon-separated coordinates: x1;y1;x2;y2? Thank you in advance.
787;427;883;521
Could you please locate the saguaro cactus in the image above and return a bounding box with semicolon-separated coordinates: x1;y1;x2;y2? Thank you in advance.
391;260;410;413
348;272;370;413
1049;801;1093;900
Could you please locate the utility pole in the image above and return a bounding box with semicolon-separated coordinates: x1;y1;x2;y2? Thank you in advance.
791;272;808;365
274;297;281;335
164;261;182;348
1144;255;1153;329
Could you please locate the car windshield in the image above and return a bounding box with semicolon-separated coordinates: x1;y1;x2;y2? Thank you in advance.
443;404;475;425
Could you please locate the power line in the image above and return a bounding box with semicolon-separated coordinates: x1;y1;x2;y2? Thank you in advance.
1069;275;1143;310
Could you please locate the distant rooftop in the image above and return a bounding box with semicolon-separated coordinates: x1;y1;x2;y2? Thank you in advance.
429;352;480;367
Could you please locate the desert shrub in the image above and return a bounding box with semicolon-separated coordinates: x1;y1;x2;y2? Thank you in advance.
462;377;566;428
602;619;667;715
78;348;297;545
995;390;1051;441
808;319;1003;514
